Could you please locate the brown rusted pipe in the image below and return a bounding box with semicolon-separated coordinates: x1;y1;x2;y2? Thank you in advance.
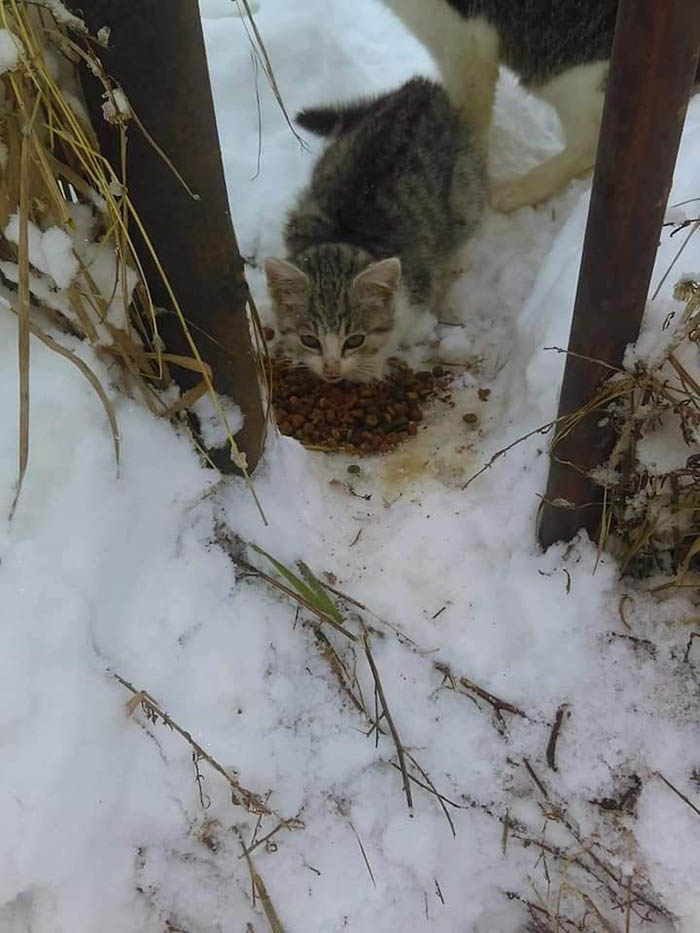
539;0;700;550
80;1;265;474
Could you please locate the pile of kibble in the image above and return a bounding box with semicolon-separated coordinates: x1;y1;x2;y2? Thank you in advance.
272;359;452;454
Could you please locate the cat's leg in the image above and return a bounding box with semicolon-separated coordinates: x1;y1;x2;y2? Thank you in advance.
381;0;500;148
432;262;462;318
429;243;473;325
491;62;607;213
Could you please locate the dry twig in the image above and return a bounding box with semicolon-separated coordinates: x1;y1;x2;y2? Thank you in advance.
113;671;291;820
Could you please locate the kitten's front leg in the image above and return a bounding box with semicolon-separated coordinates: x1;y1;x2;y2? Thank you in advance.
431;256;465;322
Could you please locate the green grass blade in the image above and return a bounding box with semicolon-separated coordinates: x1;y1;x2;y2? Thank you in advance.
296;561;344;623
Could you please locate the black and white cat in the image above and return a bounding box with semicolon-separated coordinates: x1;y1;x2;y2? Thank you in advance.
380;0;699;212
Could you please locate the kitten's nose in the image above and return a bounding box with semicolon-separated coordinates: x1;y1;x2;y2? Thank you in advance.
322;360;341;381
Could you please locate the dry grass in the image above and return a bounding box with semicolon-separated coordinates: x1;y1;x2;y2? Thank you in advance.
217;527;459;824
0;0;264;516
229;533;677;932
114;671;302;822
549;275;700;584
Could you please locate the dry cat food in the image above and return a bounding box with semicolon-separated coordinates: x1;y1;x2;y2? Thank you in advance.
272;359;451;454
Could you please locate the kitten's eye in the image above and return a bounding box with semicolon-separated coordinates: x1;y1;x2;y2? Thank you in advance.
342;334;365;352
299;334;321;350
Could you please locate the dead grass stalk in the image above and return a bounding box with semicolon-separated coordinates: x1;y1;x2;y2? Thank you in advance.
0;1;265;516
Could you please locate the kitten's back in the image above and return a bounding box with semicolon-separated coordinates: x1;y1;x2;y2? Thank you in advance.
286;77;485;304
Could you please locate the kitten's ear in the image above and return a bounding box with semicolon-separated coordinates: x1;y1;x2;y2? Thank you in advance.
264;258;310;311
352;258;402;304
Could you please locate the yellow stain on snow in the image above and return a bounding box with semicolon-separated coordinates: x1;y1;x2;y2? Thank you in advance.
378;383;484;494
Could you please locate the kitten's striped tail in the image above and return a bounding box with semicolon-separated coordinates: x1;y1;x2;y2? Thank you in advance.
295;97;377;137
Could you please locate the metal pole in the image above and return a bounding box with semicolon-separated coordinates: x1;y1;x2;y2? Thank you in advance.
80;1;266;474
539;0;700;550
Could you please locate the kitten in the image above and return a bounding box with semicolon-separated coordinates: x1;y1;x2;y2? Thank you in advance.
265;77;485;383
380;0;700;213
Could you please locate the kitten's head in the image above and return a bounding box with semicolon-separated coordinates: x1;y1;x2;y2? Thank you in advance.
264;244;402;383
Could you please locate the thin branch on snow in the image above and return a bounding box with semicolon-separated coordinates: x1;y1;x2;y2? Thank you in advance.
656;771;700;820
112;671;296;823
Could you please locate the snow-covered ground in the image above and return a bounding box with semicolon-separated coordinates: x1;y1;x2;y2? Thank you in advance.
2;1;700;930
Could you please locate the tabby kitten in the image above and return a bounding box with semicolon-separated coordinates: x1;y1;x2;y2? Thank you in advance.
265;77;485;383
380;0;700;212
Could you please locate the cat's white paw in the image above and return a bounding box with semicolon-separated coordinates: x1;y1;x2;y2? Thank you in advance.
490;178;534;214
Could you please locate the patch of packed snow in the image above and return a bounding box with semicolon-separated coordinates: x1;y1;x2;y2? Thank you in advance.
39;227;80;289
0;28;24;74
3;217;80;290
191;391;244;448
2;203;137;342
1;1;700;931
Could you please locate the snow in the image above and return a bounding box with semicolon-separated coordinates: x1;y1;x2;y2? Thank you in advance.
38;0;86;33
2;204;135;342
3;217;79;290
39;227;80;289
2;1;700;931
101;87;132;124
0;28;24;74
191;391;244;448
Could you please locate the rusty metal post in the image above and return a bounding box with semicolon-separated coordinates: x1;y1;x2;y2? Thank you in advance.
80;0;265;474
539;1;700;550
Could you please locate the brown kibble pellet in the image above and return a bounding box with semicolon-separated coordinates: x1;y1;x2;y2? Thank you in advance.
263;325;275;342
347;464;361;475
462;412;479;425
272;359;452;455
478;388;491;401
